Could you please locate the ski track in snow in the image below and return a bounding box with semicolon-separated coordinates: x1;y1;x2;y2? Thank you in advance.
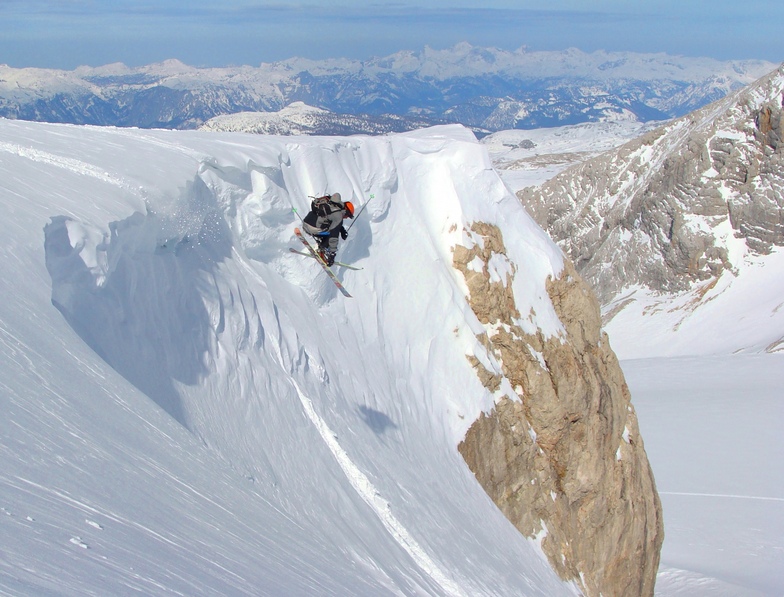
659;492;784;502
284;372;465;597
0;140;131;189
268;301;465;597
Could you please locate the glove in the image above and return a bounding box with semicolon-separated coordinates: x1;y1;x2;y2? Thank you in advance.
339;226;348;240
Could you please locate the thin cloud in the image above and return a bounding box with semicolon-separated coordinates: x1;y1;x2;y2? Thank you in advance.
2;2;631;25
1;1;781;67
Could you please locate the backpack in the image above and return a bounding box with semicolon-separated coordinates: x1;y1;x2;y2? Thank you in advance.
312;195;343;218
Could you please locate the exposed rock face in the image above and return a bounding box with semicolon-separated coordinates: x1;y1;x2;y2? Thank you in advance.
454;223;663;597
518;65;784;304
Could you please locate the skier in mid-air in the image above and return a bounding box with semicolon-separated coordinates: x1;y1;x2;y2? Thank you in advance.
301;193;354;266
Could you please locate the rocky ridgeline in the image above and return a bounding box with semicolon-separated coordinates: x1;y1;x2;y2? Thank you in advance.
454;223;663;597
518;64;784;305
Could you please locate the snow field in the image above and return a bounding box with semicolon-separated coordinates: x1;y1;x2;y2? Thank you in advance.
0;119;575;595
605;247;784;358
623;355;784;596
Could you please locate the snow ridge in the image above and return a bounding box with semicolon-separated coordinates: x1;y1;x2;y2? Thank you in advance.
0;118;572;595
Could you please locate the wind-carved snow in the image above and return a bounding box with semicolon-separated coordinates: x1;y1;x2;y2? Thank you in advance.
1;119;572;595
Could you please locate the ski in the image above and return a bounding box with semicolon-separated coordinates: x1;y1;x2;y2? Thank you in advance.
289;248;363;270
293;228;352;298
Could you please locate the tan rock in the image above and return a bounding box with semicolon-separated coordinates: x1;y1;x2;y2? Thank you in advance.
454;222;664;597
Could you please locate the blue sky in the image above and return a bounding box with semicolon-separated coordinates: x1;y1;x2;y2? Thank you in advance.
1;0;782;69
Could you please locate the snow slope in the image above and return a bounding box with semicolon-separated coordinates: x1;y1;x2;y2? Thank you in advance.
198;102;430;136
624;355;784;597
0;119;572;595
482;120;664;191
604;246;784;359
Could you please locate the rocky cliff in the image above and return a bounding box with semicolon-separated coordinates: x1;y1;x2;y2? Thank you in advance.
454;223;664;597
518;64;784;306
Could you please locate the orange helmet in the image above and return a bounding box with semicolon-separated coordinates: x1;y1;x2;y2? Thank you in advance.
344;201;355;218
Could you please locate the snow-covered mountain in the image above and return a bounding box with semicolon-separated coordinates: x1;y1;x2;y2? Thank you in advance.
198;101;432;135
475;81;784;595
482;120;664;189
0;44;776;131
519;64;784;358
0;120;662;595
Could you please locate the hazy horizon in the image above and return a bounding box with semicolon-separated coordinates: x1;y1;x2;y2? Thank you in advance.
1;1;782;70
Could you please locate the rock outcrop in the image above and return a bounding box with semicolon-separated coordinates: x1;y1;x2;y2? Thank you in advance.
454;223;664;596
518;64;784;305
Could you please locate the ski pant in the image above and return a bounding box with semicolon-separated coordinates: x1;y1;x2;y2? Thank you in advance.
303;225;340;253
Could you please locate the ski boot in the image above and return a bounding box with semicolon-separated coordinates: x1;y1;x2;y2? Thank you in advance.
318;247;336;267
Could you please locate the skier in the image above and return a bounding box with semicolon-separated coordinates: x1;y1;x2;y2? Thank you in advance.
301;192;354;266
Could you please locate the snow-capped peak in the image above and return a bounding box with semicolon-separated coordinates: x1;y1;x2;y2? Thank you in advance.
520;64;784;358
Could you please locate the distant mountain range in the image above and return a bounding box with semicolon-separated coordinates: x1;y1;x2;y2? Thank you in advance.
0;43;777;133
198;102;434;136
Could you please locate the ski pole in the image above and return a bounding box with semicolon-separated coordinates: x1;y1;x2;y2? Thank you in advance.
345;194;373;234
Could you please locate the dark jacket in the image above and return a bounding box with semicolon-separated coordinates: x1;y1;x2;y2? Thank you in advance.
302;194;350;247
303;196;346;235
